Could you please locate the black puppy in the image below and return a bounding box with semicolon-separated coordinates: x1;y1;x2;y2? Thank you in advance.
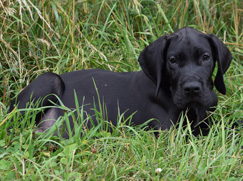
9;27;232;138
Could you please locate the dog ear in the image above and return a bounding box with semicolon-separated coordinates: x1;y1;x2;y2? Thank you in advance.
138;36;168;97
209;34;232;94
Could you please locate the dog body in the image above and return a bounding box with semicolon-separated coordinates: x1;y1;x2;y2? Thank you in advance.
9;27;232;138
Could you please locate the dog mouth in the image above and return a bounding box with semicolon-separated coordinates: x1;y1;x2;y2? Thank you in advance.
172;84;216;109
173;93;206;109
174;100;204;109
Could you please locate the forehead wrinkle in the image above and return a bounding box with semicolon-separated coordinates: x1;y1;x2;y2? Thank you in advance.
175;40;211;58
194;46;212;56
168;33;212;60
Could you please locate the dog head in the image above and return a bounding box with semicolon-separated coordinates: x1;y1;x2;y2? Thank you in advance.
138;27;232;109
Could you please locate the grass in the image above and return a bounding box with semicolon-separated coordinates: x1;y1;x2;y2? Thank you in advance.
0;0;243;180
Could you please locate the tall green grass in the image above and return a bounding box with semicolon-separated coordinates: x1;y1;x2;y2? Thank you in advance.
0;0;242;180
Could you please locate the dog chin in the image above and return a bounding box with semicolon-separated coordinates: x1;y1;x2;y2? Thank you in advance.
185;101;204;108
174;99;206;109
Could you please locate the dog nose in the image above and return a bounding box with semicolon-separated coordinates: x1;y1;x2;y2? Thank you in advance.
183;81;201;95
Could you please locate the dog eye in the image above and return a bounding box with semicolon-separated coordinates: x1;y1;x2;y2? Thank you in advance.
169;56;177;64
202;54;210;61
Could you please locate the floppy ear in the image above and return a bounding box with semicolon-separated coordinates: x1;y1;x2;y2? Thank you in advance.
138;36;168;97
209;34;232;94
